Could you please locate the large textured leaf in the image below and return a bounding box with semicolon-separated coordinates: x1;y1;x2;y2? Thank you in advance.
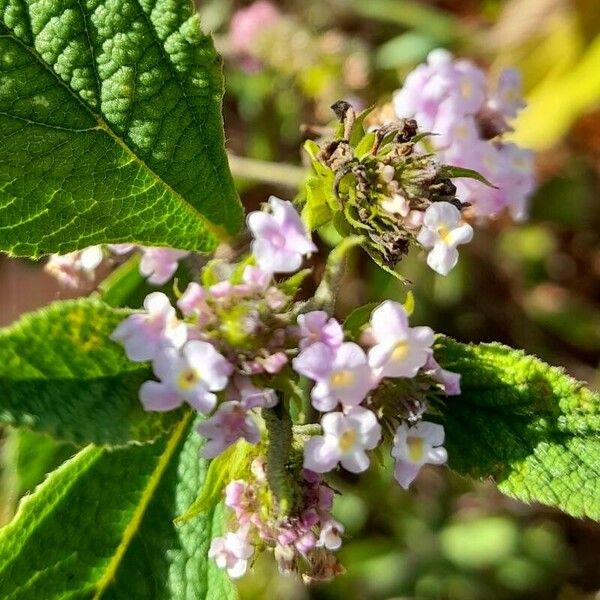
436;337;600;520
0;415;237;599
0;0;242;257
0;298;178;445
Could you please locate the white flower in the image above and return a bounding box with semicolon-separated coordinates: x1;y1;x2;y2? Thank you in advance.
45;245;104;288
317;519;345;551
367;300;434;379
303;407;382;474
208;529;254;579
110;292;187;362
392;421;447;489
417;202;473;275
139;340;232;413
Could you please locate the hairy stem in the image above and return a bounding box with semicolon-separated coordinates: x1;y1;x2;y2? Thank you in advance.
262;403;294;514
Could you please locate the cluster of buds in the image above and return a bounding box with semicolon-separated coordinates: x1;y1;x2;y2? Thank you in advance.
45;244;189;288
227;1;369;120
392;49;534;220
210;460;345;582
303;101;474;276
111;197;459;581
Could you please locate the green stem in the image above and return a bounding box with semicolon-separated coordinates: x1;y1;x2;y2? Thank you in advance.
228;154;306;189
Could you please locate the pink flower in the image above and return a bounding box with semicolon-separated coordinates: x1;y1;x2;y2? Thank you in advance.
229;1;281;56
247;196;317;274
367;301;434;378
393;49;534;219
177;282;214;326
303;407;382;473
261;351;288;374
392;421;447;489
297;311;344;350
242;265;271;291
197;401;261;458
424;355;461;396
208;529;254;579
139;340;232;413
111;292;187;362
226;374;278;409
139;247;189;285
416;202;473;276
293;342;375;411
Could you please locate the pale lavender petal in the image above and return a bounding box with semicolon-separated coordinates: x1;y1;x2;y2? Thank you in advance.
427;446;448;465
370;301;409;344
292;342;334;381
414;421;445;446
427;243;458;276
303;437;339;473
186;389;217;414
320;411;346;437
310;382;338;412
340;448;370;473
139;381;182;411
394;460;422;489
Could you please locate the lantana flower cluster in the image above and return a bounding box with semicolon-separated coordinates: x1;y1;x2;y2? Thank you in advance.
393;49;534;221
111;197;459;582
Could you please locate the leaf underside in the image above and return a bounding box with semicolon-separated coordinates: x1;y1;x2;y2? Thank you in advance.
0;0;243;257
0;298;179;446
0;415;237;599
436;337;600;521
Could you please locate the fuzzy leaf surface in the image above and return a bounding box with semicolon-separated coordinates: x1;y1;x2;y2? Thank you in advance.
0;0;242;257
0;298;177;445
0;415;237;599
436;338;600;520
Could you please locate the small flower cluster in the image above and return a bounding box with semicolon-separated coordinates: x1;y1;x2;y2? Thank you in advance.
111;197;458;581
293;299;454;481
209;460;345;582
45;244;189;288
227;1;369;120
393;49;535;221
305;103;475;276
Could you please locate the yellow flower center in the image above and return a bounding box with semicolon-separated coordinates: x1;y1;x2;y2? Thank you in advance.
437;225;451;242
460;77;472;99
338;429;357;452
177;368;200;390
329;369;354;388
392;341;409;361
407;436;425;462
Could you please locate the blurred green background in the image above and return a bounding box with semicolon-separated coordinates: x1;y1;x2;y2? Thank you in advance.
1;0;599;598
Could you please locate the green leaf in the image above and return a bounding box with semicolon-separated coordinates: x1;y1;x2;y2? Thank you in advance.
302;175;336;231
343;302;379;339
435;337;600;520
176;439;254;525
0;414;237;599
0;0;242;258
7;428;75;497
278;268;311;297
440;165;497;188
0;298;178;446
